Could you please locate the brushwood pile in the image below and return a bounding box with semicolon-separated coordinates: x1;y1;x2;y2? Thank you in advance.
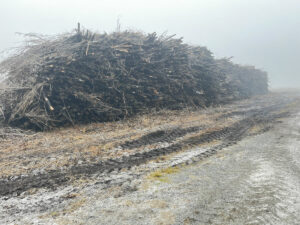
0;29;268;130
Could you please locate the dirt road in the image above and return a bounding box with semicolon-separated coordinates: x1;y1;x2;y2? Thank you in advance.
1;91;300;224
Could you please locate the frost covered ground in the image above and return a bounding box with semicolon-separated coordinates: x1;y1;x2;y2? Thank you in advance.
0;91;300;224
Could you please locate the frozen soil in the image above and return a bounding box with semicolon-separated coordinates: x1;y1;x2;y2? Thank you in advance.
1;91;300;224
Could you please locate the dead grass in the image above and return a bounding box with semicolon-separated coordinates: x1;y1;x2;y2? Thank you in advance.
156;210;175;225
39;197;87;220
248;124;264;134
148;199;168;209
148;166;180;183
0;100;247;177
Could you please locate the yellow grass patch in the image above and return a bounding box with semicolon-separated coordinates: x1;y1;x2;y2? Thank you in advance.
148;166;179;182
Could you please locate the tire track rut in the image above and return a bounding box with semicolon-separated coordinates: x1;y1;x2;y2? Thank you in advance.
0;104;290;196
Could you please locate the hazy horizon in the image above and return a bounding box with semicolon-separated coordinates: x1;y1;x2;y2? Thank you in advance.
0;0;299;88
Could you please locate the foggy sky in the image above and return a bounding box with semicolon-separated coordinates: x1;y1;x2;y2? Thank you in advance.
0;0;299;88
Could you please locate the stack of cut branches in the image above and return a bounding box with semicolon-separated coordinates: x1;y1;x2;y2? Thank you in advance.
216;58;268;99
0;28;268;130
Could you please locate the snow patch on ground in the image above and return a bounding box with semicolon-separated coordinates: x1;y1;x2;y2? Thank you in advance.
0;72;8;83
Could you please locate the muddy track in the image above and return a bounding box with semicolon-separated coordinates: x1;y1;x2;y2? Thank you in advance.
120;126;203;149
217;103;282;120
0;102;291;197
